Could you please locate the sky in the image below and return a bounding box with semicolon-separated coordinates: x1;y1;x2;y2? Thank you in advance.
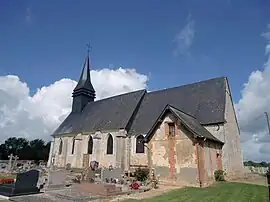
0;0;270;162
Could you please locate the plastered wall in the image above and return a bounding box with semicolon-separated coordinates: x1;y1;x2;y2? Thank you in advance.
148;113;197;184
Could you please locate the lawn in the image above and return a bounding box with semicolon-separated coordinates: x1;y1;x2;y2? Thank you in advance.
125;182;269;202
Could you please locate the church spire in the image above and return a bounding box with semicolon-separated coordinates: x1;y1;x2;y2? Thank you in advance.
72;46;96;113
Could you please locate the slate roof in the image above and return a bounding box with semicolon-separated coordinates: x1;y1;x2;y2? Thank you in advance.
52;90;146;135
129;77;226;135
170;106;223;144
73;56;95;93
53;76;226;136
145;105;223;144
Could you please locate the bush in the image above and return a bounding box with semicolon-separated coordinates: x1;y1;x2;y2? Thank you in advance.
134;167;149;182
214;170;225;181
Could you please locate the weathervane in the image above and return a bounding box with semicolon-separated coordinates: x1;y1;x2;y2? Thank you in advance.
86;42;91;55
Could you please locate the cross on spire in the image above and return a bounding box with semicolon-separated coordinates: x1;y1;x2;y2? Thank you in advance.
86;43;91;56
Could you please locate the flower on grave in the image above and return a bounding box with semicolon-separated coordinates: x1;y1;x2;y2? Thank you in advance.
129;181;140;190
0;178;14;184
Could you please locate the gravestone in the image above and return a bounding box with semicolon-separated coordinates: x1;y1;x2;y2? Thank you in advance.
86;169;95;183
45;170;70;190
101;168;123;183
0;169;40;197
90;161;99;171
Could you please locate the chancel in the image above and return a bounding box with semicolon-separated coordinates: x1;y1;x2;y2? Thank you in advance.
47;51;244;186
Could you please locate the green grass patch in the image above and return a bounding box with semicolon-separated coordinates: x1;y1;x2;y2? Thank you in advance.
124;182;269;202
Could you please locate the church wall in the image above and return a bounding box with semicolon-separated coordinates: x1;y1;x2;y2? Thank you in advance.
223;79;244;176
129;135;148;168
204;79;244;177
50;130;127;169
148;113;198;185
202;140;222;184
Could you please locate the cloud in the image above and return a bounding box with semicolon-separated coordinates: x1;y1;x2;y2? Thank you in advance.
173;14;195;56
0;68;148;142
235;24;270;162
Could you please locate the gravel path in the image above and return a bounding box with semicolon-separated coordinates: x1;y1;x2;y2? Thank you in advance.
8;188;100;202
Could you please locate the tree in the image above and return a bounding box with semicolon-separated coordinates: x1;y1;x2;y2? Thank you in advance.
0;137;50;161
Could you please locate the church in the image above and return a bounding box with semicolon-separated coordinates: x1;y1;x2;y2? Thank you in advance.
47;54;244;186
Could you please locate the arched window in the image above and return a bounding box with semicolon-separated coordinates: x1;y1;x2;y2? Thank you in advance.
136;135;145;153
106;134;113;154
88;136;93;154
58;139;63;155
71;138;76;154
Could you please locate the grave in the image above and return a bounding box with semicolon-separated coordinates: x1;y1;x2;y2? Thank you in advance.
45;169;71;190
101;167;123;183
74;182;122;197
0;169;40;197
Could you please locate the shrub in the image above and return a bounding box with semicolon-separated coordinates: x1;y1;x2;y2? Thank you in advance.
134;167;149;182
214;170;225;181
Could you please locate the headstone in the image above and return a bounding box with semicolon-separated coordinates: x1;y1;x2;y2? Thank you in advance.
0;169;40;197
86;169;95;183
101;168;123;182
65;163;71;171
45;170;69;190
90;161;99;171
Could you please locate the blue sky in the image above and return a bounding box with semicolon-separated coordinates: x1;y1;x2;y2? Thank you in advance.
1;0;269;101
2;1;270;162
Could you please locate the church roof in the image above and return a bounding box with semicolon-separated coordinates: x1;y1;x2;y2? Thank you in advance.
129;76;226;135
53;89;146;135
145;104;224;144
52;76;226;136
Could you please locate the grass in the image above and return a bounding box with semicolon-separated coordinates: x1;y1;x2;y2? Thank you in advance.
124;182;269;202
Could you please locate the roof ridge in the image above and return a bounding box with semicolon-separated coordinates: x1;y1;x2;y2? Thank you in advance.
168;105;197;119
147;76;226;95
88;89;146;104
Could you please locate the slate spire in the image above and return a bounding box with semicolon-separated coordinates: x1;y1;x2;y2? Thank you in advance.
72;53;96;113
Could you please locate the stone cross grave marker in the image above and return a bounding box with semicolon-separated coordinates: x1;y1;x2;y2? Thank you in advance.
7;153;19;171
13;155;19;169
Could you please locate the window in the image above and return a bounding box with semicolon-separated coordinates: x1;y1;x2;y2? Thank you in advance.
58;139;63;155
88;136;93;154
71;138;76;154
168;123;175;137
136;135;145;153
107;134;113;154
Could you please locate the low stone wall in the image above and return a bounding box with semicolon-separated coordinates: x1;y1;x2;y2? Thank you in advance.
244;166;268;175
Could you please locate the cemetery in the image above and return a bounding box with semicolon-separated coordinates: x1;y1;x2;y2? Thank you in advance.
0;154;159;201
0;153;268;202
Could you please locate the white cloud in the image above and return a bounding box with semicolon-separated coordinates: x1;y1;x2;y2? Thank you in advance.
235;24;270;162
173;14;195;56
0;68;148;142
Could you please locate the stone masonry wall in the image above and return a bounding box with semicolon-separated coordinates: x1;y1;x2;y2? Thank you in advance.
204;79;244;177
129;135;148;167
223;79;244;175
50;130;126;169
203;141;222;183
148;112;197;185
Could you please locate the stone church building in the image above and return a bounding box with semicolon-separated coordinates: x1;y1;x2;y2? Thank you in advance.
48;54;244;185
